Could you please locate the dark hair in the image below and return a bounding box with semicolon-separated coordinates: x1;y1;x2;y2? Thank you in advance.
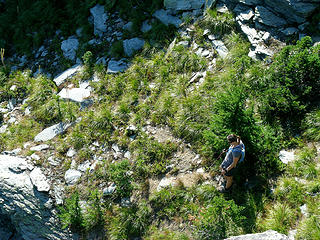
227;134;240;143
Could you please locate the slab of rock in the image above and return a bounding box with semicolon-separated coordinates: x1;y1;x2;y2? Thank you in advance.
164;0;205;10
123;38;145;57
30;144;50;151
107;59;128;73
30;167;50;192
103;183;117;196
90;4;108;36
61;37;79;61
153;9;182;28
225;230;288;240
58;87;91;103
239;0;262;5
0;155;73;239
64;169;82;185
254;6;287;28
34;122;72;142
141;20;152;32
279;150;295;164
157;176;177;191
53;64;83;87
212;40;229;58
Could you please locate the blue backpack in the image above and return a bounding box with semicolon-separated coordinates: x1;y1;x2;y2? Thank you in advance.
238;143;245;163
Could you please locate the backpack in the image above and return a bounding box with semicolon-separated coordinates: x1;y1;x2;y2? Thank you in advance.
238;142;245;163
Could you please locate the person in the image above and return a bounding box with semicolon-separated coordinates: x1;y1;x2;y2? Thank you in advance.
219;134;243;192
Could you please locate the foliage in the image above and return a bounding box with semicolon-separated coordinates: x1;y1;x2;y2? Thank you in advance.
303;109;320;141
83;189;104;231
258;202;296;234
193;195;245;240
59;191;85;231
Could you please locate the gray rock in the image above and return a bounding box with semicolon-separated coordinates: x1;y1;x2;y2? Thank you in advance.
0;155;72;239
157;176;177;191
103;183;116;195
30;144;49;151
164;0;205;10
239;24;262;45
48;156;61;166
58;87;91;103
78;161;91;172
225;230;288;240
234;4;255;22
107;59;128;73
153;9;182;28
53;185;64;205
205;0;217;9
61;37;79;61
64;169;82;185
123;21;134;32
265;0;318;23
248;45;274;60
239;0;262;5
53;64;83;87
123;38;145;57
177;41;189;47
141;20;152;32
30;167;50;192
282;27;299;36
34;122;72;142
216;3;229;13
90;4;108;36
255;6;287;27
212;40;229;58
31;153;40;161
66;148;77;157
7;98;16;110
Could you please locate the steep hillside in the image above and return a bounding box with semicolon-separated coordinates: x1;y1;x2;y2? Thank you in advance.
0;1;319;239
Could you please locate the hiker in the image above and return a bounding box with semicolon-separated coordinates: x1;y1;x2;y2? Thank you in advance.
219;134;244;192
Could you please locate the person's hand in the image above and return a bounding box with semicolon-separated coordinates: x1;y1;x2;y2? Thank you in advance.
221;169;226;175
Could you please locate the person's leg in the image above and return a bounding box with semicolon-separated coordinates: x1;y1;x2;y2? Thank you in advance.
225;176;233;189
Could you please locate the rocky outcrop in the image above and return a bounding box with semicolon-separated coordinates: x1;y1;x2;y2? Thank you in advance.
90;4;109;36
225;230;289;240
61;37;79;61
0;155;74;240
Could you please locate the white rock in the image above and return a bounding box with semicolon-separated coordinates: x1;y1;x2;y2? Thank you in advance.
30;167;50;192
8;117;16;124
279;150;295;164
66;148;77;157
90;4;108;36
123;38;145;57
157;177;177;192
64;169;82;185
124;151;131;159
61;37;79;61
34;122;72;142
31;153;40;161
0;124;7;134
30;144;50;151
53;64;83;87
48;156;61;166
225;230;288;240
9;85;17;91
212;40;228;58
58;88;91;103
78;161;91;172
103;183;116;195
300;204;308;217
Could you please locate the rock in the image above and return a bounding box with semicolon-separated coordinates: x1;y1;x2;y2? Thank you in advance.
58;87;91;103
53;185;64;205
153;9;182;28
164;0;205;10
0;155;72;239
300;204;308;217
30;144;50;151
288;230;297;240
61;37;79;61
264;0;318;23
53;64;83;87
64;169;82;185
282;27;299;36
177;41;189;47
279;150;295;164
121;198;131;207
141;20;152;32
157;176;177;191
31;153;40;161
48;156;61;166
78;161;91;172
205;0;217;9
66;148;77;157
239;0;262;5
34;122;72;142
90;4;108;36
234;4;255;23
30;167;50;192
7;98;16;110
216;2;229;13
103;183;116;195
124;151;131;159
107;59;128;73
225;230;288;240
248;45;274;60
212;40;229;58
254;6;287;28
123;21;134;32
239;24;261;46
123;38;145;57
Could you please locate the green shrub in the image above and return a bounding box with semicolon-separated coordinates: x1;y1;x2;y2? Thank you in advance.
59;191;85;231
144;227;190;240
109;40;124;59
296;215;320;240
193;196;245;239
258;202;296;234
303;109;320;141
83;189;104;231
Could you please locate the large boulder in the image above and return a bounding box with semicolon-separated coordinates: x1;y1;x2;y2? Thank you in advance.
164;0;205;10
90;4;108;36
58;88;91;103
254;6;287;28
0;155;73;239
225;230;289;240
61;37;79;61
53;64;83;87
123;38;145;57
107;59;128;73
